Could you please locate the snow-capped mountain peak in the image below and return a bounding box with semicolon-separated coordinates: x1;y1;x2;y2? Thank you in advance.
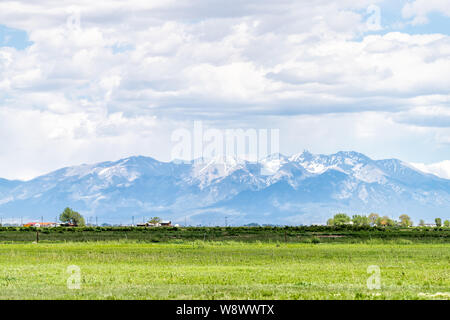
260;153;289;175
0;151;449;225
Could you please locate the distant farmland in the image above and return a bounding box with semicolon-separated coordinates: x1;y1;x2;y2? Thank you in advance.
0;227;448;300
0;225;449;243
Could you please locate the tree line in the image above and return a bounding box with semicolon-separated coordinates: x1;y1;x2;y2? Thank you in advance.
327;213;449;227
24;207;450;228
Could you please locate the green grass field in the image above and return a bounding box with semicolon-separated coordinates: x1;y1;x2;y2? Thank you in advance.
0;241;449;300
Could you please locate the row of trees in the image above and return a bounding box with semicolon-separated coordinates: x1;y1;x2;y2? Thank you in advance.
56;208;450;228
327;213;449;227
59;208;163;227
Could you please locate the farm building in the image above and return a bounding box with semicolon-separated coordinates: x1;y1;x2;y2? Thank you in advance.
23;222;58;228
136;221;173;227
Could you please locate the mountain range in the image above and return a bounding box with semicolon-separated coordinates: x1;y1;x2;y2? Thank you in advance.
0;151;449;225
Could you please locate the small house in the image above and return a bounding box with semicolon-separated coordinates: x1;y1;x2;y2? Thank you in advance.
23;222;58;228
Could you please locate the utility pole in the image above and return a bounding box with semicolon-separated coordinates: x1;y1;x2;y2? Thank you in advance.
132;216;134;226
96;216;98;226
225;216;228;227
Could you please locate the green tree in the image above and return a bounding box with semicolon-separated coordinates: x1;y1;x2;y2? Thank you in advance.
419;219;425;227
444;220;450;228
435;218;442;227
352;215;370;226
399;214;413;227
326;218;334;226
376;216;395;227
333;213;351;225
59;207;85;226
148;217;162;224
368;213;379;225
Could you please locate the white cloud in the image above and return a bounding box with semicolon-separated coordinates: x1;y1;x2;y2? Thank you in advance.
394;105;450;127
402;0;450;25
0;0;449;178
0;107;170;180
410;161;450;179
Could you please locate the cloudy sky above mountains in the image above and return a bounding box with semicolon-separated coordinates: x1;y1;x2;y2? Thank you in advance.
0;0;449;180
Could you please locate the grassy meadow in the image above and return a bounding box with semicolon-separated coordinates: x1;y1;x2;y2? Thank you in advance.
0;237;449;299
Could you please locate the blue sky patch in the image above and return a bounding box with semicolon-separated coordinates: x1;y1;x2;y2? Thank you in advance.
0;25;32;50
111;43;135;54
372;1;449;35
355;1;450;41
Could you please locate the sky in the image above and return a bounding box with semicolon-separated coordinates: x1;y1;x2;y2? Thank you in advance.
0;0;449;180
